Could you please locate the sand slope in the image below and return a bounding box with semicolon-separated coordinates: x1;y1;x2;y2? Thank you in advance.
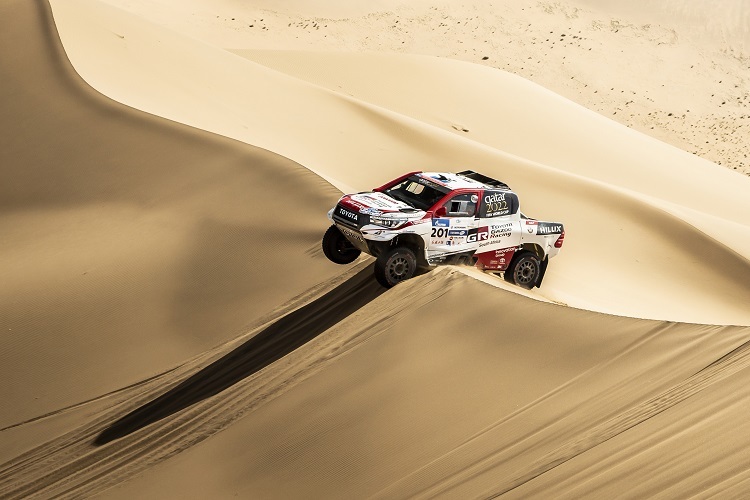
0;0;344;456
48;0;750;324
2;0;750;498
3;265;749;497
5;268;745;498
96;0;750;175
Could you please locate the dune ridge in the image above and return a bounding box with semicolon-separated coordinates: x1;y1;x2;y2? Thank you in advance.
48;0;750;325
96;0;750;175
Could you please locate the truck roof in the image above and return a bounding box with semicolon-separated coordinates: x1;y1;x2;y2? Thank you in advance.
417;170;511;191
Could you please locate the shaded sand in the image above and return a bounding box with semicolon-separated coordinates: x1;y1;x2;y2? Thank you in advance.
1;0;750;498
6;268;743;498
0;0;344;454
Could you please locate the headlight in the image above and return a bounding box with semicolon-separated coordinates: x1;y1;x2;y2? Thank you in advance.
370;216;407;228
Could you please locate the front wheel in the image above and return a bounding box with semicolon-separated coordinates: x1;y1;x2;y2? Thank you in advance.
374;247;417;288
322;225;361;264
505;251;540;289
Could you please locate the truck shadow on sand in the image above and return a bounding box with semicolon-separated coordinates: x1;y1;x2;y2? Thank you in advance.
95;264;385;445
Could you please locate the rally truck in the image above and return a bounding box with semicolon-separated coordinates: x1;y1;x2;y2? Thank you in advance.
322;170;565;288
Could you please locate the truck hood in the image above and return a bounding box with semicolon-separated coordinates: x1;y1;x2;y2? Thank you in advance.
344;192;413;212
333;192;426;228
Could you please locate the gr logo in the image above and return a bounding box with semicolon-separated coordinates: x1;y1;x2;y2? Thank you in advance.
467;226;489;243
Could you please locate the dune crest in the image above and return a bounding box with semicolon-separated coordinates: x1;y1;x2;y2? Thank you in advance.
49;0;750;325
96;0;750;175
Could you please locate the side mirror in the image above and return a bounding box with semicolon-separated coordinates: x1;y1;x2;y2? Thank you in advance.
434;206;447;217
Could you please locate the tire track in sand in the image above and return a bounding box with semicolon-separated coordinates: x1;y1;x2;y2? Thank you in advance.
0;265;453;499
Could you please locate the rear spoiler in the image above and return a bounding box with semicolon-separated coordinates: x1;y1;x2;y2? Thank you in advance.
457;170;510;190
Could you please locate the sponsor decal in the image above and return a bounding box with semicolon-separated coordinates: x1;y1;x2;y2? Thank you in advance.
339;226;364;242
470;194;479;203
335;205;359;224
346;200;367;210
484;192;506;204
483;192;509;217
360;207;382;216
432;218;450;227
425;175;448;186
354;192;403;209
525;219;538;225
475;247;516;271
448;229;468;236
495;248;515;259
467;226;489;243
417;177;443;190
365;197;391;208
480;190;517;218
431;227;449;238
537;222;564;235
489;222;514;239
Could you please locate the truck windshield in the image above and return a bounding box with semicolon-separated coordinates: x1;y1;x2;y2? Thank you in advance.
385;176;449;211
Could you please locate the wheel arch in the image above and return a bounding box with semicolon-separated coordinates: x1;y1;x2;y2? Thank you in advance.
372;233;428;267
520;243;545;261
517;243;548;288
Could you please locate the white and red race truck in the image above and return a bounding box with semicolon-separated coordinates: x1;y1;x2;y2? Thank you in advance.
322;170;564;288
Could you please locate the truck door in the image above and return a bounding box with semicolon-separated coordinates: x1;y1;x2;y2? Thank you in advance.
427;191;480;258
474;189;523;270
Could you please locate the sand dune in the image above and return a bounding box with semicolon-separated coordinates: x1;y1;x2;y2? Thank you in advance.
48;0;750;324
0;0;344;457
2;0;750;498
4;266;749;497
96;0;750;176
6;268;746;498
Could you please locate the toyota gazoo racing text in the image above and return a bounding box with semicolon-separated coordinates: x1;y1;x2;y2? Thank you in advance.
322;170;565;288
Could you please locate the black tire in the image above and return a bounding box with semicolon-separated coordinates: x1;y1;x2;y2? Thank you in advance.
505;251;540;289
374;246;417;288
322;225;361;264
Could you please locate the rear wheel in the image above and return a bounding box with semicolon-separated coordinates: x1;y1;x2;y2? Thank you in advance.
374;247;417;288
505;251;540;289
322;225;361;264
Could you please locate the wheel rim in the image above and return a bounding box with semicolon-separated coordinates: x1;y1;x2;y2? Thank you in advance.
515;260;536;285
387;256;411;282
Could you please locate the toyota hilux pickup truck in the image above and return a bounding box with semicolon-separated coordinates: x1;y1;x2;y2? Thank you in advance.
322;170;565;288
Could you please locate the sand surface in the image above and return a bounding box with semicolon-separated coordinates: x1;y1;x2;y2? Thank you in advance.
1;0;750;498
95;0;750;176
